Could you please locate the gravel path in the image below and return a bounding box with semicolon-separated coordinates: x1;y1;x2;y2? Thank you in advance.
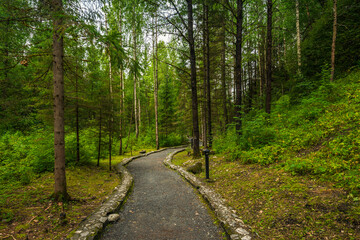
100;149;223;240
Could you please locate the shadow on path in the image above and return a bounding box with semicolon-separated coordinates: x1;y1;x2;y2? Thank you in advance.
100;149;223;240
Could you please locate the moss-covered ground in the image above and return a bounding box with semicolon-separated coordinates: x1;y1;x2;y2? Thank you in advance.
173;150;360;239
0;148;156;240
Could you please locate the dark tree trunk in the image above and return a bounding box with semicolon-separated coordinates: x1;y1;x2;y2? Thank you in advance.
265;0;273;114
97;108;102;167
202;2;208;148
187;0;200;158
75;66;80;163
235;0;243;134
221;14;228;128
330;0;337;82
52;0;68;201
246;40;253;113
119;70;123;155
204;2;212;147
108;117;112;171
119;9;123;155
153;14;159;150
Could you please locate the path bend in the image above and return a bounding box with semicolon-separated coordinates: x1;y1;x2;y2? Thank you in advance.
101;149;223;240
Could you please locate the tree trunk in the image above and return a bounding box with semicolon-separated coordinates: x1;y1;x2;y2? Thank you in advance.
119;72;123;155
187;0;200;158
330;0;337;82
202;1;208;148
138;79;141;135
97;108;102;167
133;23;139;139
246;40;253;113
235;0;243;134
107;16;113;171
296;0;302;74
119;8;123;155
75;65;80;163
153;14;159;150
204;2;212;147
221;17;228;128
221;8;229;129
265;0;273;114
52;0;68;201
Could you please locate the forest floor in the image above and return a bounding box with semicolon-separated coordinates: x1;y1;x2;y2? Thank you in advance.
173;150;360;240
0;148;155;240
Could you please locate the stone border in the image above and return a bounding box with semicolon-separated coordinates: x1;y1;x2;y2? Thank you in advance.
68;147;186;240
164;149;255;240
68;163;133;240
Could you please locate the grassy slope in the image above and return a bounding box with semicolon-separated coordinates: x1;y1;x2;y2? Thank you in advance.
173;71;360;239
0;148;155;240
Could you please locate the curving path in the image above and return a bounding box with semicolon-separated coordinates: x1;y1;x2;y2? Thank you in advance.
100;149;223;240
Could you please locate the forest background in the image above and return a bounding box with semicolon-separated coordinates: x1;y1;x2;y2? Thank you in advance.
1;0;360;238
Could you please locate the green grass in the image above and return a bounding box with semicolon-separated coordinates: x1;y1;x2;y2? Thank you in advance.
214;70;360;195
173;70;360;239
0;146;156;240
173;152;360;239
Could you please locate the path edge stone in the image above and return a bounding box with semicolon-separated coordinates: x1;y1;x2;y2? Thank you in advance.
67;146;186;240
164;149;255;240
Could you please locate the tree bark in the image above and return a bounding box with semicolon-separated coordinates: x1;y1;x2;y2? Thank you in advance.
107;15;113;171
119;8;123;155
221;16;228;128
119;70;124;155
52;0;68;200
204;2;212;147
75;65;80;163
187;0;200;158
202;1;208;149
97;108;102;167
235;0;243;134
265;0;273;114
296;0;302;74
133;23;139;139
153;14;159;150
330;0;337;82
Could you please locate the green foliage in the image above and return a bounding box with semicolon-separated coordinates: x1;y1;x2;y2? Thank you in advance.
214;70;360;194
159;132;186;147
0;127;103;186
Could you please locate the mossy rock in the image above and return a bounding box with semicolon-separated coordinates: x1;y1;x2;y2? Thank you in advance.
186;162;202;174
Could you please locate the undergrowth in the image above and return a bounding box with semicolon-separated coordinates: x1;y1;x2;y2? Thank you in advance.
213;70;360;195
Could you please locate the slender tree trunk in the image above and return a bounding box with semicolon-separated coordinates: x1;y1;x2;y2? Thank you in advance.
235;0;243;134
119;74;123;155
97;108;102;167
221;17;228;128
133;24;139;138
138;80;141;134
153;14;159;150
52;0;68;200
187;0;200;158
124;108;134;151
204;1;212;147
330;0;337;82
296;0;302;74
246;40;253;113
75;65;80;163
107;16;113;171
265;0;273;114
108;117;112;171
202;2;208;148
119;8;123;155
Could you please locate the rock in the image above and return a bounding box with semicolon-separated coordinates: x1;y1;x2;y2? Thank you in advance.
107;214;120;222
186;162;202;174
139;150;146;154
